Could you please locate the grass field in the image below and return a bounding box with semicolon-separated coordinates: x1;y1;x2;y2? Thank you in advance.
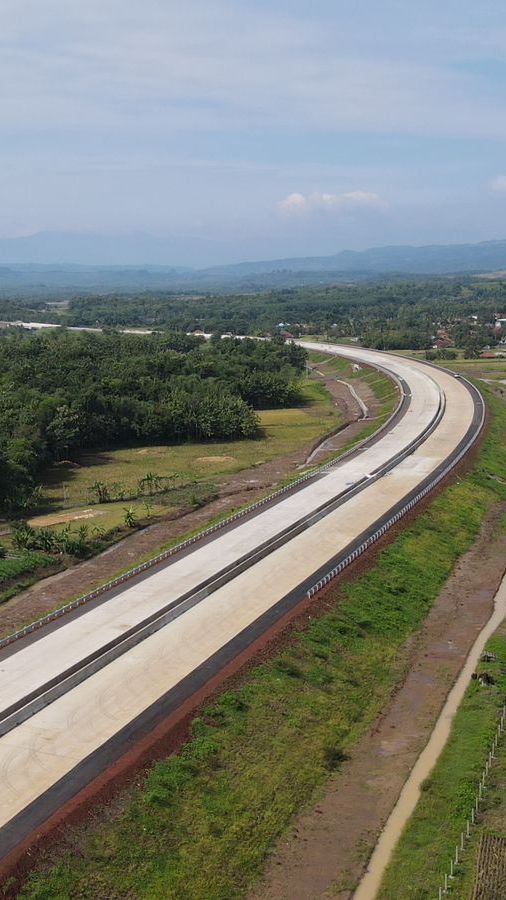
449;358;506;381
28;482;218;540
19;383;506;900
33;379;340;524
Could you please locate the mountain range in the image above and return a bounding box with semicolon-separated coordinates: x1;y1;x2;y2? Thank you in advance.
1;233;506;294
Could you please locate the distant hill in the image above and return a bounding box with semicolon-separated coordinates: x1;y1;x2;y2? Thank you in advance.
199;240;506;277
1;235;506;294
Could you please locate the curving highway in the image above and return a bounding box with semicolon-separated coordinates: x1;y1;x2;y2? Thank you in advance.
0;344;484;862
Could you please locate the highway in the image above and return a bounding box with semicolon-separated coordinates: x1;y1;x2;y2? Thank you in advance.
0;343;484;862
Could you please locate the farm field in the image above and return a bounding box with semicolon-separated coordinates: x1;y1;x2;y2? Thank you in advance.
391;349;506;380
470;833;506;900
448;358;506;381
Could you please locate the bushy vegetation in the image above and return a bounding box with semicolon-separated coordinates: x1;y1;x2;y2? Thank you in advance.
0;551;55;581
11;520;91;558
19;389;506;900
0;551;57;601
0;330;305;512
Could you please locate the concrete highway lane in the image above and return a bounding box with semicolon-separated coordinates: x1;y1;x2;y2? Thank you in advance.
0;345;483;861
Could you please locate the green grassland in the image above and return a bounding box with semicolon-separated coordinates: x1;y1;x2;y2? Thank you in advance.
449;358;506;380
35;379;340;521
391;348;506;378
449;684;506;900
19;383;506;900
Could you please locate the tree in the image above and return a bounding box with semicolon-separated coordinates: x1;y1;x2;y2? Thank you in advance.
464;343;480;359
45;405;80;458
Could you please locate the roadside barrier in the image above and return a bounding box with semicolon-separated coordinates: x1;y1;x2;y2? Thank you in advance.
435;705;506;898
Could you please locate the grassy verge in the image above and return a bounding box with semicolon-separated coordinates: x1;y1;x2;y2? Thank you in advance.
19;385;506;900
450;681;506;900
0;552;61;604
377;623;506;900
372;384;506;899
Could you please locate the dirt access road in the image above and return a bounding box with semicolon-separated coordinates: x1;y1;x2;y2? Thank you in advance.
252;502;506;900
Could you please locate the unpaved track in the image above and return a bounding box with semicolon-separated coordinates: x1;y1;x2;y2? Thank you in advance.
252;504;506;900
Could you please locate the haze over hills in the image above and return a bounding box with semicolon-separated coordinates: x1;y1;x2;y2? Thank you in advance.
1;234;506;295
0;231;210;269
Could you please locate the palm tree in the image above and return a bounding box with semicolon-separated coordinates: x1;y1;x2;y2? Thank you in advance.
123;506;138;528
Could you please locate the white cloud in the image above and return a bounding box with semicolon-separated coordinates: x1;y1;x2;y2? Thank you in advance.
278;190;385;215
491;175;506;193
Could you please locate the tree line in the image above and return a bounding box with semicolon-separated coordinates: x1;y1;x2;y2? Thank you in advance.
2;277;505;350
4;277;502;347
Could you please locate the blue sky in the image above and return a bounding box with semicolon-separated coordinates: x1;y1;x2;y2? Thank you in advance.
2;0;506;263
